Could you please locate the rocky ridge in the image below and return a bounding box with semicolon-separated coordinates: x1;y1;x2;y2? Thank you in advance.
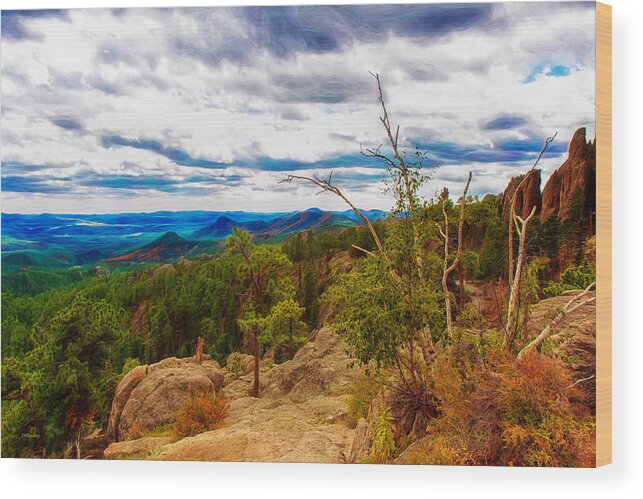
541;127;596;224
104;327;360;462
500;127;596;227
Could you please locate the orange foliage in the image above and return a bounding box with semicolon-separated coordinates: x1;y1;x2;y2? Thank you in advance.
173;394;229;439
402;340;595;467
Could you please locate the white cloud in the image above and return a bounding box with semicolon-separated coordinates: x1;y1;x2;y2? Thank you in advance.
1;3;595;213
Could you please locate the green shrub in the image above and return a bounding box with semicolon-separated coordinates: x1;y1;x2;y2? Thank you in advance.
226;352;244;380
370;405;396;464
347;372;382;426
544;259;595;297
457;303;482;329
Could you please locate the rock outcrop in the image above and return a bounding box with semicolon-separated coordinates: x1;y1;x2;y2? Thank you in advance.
107;357;225;441
154;327;359;463
541;127;596;224
501;169;542;221
104;436;173;460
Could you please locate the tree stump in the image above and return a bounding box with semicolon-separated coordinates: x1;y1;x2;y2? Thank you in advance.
196;336;204;365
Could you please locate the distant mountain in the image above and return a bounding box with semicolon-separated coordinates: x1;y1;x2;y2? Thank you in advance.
192;215;258;239
1;208;388;268
105;232;205;263
339;208;388;223
258;209;353;237
191;207;384;241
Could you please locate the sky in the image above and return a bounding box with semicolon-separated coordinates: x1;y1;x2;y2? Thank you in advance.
1;2;596;214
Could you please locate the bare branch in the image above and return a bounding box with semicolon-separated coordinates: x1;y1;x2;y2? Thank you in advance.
508;132;558;285
565;374;595;390
370;72;424;278
517;282;596;359
351;244;377;258
441;171;472;338
281;173;400;284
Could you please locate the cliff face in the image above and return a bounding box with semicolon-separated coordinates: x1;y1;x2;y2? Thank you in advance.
541;128;596;224
501;169;542;221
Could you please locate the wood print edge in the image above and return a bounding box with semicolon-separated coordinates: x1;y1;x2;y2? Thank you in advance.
595;1;612;467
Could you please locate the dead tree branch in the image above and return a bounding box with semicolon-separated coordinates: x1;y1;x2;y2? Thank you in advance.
508;132;557;285
505;205;537;343
439;172;472;337
517;282;596;359
565;374;595;390
280;173;400;284
364;72;424;278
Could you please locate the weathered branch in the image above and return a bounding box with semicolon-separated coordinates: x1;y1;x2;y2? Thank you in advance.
565;374;595;390
508;132;558;285
441;171;472;337
280;173;400;284
517;282;596;359
369;72;424;278
351;244;377;258
505;205;537;343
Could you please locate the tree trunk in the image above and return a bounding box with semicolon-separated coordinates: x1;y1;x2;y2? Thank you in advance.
252;332;260;398
195;336;204;365
458;263;465;312
506;207;536;343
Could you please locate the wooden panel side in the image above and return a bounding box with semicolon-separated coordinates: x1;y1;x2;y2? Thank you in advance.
595;1;612;468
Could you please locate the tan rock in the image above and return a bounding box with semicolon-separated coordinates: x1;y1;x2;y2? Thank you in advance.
104;436;173;460
107;357;225;441
157;327;359;463
107;365;147;441
347;418;370;464
525;291;597;408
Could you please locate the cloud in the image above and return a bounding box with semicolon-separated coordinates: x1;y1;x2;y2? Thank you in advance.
100;135;230;169
1;4;596;213
482;115;528;130
51;116;84;131
413;135;568;164
1;174;71;193
1;10;68;42
168;4;495;66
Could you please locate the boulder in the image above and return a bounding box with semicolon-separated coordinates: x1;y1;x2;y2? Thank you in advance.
107;357;224;441
541;127;596;224
104;436;173;460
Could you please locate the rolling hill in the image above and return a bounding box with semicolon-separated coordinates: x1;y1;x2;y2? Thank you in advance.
105;232;207;263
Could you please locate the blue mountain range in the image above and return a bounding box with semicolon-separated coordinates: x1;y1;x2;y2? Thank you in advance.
1;208;387;268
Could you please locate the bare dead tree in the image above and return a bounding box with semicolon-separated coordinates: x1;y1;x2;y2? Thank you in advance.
508;133;557;286
505;205;537;342
361;72;425;280
517;282;596;359
438;171;472;337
